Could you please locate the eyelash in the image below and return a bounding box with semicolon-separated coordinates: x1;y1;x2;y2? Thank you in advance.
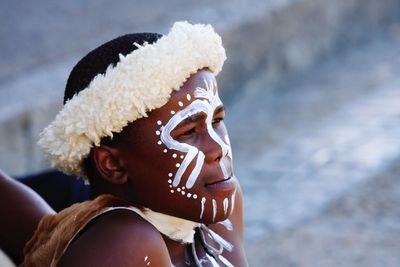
176;115;224;138
212;117;224;125
181;128;196;136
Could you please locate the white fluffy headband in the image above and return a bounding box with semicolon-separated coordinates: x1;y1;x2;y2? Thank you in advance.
38;21;226;177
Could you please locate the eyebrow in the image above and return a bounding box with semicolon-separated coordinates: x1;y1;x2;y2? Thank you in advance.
174;105;225;129
214;105;225;115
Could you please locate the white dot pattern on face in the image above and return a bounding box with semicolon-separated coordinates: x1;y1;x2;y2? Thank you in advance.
169;185;173;188
181;191;185;195
168;173;173;177
172;153;177;158
193;194;198;199
163;149;168;153
168;179;172;183
160;76;231;192
157;120;162;125
156;130;161;135
177;188;181;192
157;141;162;145
171;110;175;115
170;190;174;193
187;193;192;198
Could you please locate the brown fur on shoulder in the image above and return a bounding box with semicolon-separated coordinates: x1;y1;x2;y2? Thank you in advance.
21;194;130;267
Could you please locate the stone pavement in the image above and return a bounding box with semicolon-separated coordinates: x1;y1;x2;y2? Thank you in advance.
246;162;400;267
228;37;400;266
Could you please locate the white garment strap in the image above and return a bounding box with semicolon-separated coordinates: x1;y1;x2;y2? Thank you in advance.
103;206;199;243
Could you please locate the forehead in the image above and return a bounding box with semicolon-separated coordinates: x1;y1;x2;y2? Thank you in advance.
124;70;219;135
172;70;217;102
150;70;218;117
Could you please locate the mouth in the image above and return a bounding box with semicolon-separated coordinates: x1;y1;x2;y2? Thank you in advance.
205;176;232;187
204;176;236;192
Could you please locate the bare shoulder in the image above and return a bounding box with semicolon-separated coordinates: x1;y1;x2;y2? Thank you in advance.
58;209;172;267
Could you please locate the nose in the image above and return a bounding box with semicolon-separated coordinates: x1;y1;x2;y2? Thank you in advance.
201;131;224;164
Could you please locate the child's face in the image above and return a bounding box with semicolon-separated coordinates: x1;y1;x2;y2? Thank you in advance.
118;69;238;223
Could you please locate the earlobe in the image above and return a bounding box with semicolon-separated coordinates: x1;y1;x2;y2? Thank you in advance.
92;146;128;184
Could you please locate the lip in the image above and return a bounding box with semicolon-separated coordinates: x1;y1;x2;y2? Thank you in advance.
205;176;236;192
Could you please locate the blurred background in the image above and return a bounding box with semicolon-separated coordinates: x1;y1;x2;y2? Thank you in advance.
1;0;400;266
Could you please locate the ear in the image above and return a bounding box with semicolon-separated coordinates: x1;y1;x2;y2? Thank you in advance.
92;145;128;184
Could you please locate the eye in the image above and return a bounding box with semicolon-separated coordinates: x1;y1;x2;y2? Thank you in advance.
181;127;196;137
212;117;224;125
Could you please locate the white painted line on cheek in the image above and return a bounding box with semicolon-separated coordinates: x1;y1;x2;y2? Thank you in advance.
185;151;205;189
172;148;197;187
220;161;229;179
161;100;208;188
223;198;228;216
212;199;217;223
224;134;231;145
200;197;206;219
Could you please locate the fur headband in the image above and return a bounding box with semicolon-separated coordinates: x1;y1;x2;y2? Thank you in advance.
38;21;226;177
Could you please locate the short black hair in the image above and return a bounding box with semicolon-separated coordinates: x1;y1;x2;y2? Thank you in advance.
64;32;162;104
66;32;162;179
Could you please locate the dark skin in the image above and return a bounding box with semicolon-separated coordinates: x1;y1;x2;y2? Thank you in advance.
0;169;55;263
59;70;248;266
1;70;248;266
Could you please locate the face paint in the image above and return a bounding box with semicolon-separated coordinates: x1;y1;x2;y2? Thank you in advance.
230;192;236;214
160;77;232;191
218;219;233;231
200;197;206;219
212;199;217;223
144;256;150;266
116;70;236;225
223;198;229;216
